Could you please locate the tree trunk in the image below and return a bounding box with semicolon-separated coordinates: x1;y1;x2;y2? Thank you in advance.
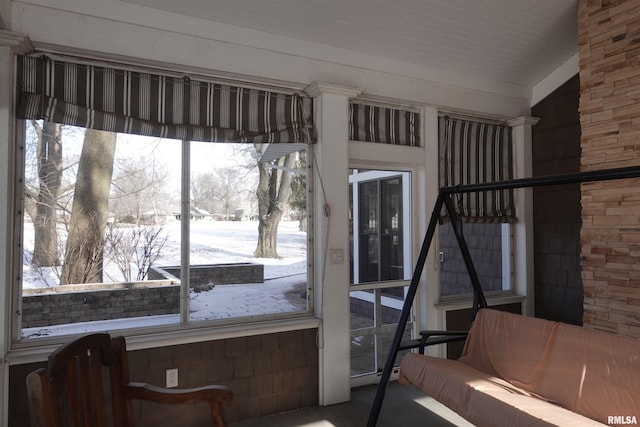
61;129;117;284
33;122;63;266
254;154;295;258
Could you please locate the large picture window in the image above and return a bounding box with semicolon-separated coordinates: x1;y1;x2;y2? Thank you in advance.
19;122;310;339
15;55;313;340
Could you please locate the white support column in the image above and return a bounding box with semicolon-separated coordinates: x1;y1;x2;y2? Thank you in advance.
306;82;361;406
417;107;442;354
508;116;539;316
0;44;11;427
0;31;32;427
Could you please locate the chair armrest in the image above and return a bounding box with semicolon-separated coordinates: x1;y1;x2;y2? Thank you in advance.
125;382;232;427
124;382;233;405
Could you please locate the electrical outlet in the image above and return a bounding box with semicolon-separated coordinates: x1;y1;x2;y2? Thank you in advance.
166;368;178;388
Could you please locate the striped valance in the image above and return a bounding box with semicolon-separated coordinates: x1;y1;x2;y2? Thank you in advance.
16;55;313;144
439;116;515;223
349;103;420;147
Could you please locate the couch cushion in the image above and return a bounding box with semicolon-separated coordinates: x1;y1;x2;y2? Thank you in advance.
548;321;640;424
458;309;640;424
466;384;605;427
458;309;560;393
400;352;605;426
400;352;524;418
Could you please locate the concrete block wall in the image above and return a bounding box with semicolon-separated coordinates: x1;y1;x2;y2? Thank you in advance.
578;0;640;337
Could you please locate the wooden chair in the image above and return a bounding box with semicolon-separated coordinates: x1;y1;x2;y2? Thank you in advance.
26;333;233;427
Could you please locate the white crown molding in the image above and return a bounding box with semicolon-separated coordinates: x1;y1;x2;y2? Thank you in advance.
507;116;540;127
0;29;34;54
305;82;361;98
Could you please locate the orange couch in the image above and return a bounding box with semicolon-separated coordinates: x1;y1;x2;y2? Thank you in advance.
399;309;640;426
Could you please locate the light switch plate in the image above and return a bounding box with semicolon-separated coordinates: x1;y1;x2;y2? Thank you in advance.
166;368;178;388
330;248;344;264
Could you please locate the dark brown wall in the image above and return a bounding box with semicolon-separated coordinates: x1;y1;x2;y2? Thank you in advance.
532;74;583;325
9;329;318;426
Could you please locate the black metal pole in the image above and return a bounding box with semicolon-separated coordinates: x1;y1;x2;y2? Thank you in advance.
367;194;445;427
440;165;640;195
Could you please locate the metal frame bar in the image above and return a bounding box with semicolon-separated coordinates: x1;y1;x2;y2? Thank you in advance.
367;165;640;426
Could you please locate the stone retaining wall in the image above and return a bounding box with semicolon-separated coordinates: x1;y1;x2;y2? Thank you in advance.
21;280;179;328
149;262;264;286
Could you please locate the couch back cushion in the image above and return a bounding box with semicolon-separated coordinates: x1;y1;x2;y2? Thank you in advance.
458;309;640;424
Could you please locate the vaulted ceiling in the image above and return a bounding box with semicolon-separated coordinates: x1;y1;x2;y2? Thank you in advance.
121;0;578;91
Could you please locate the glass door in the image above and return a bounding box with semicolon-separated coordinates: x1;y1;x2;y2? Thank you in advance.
349;169;413;386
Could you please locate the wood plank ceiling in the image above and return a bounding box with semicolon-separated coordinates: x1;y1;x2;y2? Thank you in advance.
121;0;578;90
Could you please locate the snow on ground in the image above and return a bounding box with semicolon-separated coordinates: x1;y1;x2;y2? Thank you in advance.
21;219;309;338
23;219;307;288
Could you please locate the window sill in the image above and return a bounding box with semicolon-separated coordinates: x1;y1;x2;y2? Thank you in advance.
6;315;321;365
434;291;525;311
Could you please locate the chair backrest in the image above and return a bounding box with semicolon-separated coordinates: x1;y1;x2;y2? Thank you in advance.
27;333;133;427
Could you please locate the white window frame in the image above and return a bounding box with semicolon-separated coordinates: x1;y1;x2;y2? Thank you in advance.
8;119;318;355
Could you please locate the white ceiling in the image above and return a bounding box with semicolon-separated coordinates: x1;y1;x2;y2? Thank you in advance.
121;0;578;91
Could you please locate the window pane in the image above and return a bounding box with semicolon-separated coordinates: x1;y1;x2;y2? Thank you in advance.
439;222;507;296
350;170;411;285
19;123;310;340
21;121;181;338
187;142;309;322
381;178;403;281
350;287;411;377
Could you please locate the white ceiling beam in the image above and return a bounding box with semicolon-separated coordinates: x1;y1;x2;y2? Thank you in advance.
530;52;580;107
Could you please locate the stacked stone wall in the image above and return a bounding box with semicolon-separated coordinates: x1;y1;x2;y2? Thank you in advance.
578;0;640;336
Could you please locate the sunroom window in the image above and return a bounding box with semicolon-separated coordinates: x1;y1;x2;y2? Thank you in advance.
15;55;314;339
438;116;515;297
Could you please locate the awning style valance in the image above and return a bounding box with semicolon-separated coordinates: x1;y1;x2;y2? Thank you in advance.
439;116;515;223
349;103;420;147
16;55;313;144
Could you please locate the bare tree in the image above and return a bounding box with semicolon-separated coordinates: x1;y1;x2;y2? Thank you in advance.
28;121;64;266
214;167;244;219
191;172;218;214
191;165;256;219
289;150;308;232
254;153;296;258
111;153;171;224
61;129;117;285
105;223;167;281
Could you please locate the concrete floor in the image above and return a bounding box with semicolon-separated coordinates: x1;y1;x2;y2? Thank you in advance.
230;380;474;427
